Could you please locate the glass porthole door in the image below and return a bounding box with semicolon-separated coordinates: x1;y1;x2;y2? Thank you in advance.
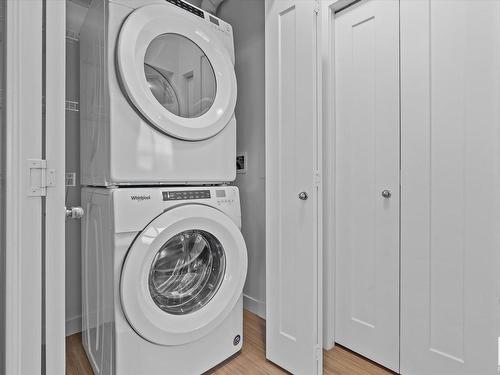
120;205;247;346
144;34;216;119
149;229;226;315
143;63;181;117
117;4;237;141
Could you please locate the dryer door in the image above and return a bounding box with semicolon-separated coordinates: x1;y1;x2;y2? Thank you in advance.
117;4;237;141
120;204;247;346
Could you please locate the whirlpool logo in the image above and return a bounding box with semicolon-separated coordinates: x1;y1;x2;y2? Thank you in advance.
130;195;151;201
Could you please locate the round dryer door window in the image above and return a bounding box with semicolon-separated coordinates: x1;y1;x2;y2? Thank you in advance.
117;4;237;141
120;204;247;346
144;34;217;118
144;63;181;117
148;229;225;315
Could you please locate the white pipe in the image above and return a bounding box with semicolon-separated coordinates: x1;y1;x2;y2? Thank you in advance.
201;0;225;15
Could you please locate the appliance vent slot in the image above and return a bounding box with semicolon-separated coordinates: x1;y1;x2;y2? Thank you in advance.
165;0;204;18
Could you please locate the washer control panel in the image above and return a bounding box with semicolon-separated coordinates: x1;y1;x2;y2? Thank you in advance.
113;187;240;231
162;190;211;201
215;189;235;205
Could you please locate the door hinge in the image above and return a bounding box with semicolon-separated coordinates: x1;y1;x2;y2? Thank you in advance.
314;170;321;187
316;346;322;360
27;159;56;197
314;0;320;14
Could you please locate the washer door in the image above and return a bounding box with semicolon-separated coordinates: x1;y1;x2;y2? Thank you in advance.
120;204;247;346
117;4;237;141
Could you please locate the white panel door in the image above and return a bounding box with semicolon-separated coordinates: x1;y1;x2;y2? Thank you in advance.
4;2;43;374
265;0;322;374
334;0;400;372
3;2;66;373
400;1;500;374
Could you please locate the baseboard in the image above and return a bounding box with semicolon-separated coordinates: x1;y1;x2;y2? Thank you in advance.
66;315;82;337
243;294;265;319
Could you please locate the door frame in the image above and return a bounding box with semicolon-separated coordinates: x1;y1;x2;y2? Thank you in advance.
44;1;66;374
4;1;66;373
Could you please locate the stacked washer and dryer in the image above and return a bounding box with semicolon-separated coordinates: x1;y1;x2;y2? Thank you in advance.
79;1;247;374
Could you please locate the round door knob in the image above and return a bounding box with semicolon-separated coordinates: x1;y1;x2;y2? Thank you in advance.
381;190;392;199
65;206;84;220
298;192;308;200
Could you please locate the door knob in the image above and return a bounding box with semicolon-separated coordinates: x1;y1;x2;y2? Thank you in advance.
381;190;392;199
65;206;84;220
298;192;308;200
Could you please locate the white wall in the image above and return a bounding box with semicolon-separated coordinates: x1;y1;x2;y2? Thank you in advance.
64;0;266;335
219;0;266;318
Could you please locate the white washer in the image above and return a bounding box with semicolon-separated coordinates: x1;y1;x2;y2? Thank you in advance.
80;0;237;186
81;186;247;375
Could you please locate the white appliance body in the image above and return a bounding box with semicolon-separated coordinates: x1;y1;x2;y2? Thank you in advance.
80;0;237;186
81;186;247;375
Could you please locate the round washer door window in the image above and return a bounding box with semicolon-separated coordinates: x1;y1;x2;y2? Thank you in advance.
144;34;217;118
120;204;247;346
149;229;225;315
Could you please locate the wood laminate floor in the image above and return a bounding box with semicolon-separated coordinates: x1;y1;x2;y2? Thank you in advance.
66;310;394;375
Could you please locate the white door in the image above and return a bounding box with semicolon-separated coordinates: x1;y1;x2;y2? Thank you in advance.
265;0;322;374
4;2;43;373
333;0;400;372
3;0;66;373
400;1;500;374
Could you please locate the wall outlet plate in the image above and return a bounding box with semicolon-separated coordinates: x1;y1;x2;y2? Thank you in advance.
65;172;76;187
236;152;248;174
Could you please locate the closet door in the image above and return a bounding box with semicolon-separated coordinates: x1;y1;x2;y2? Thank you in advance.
334;0;400;372
266;0;322;374
400;1;500;374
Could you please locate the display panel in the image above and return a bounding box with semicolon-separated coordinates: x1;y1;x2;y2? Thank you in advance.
209;15;219;25
162;190;211;201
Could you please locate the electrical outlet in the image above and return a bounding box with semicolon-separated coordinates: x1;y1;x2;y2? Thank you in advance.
65;100;79;112
236;152;248;174
65;172;76;187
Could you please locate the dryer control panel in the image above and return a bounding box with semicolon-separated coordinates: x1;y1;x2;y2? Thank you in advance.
165;0;232;35
165;0;204;18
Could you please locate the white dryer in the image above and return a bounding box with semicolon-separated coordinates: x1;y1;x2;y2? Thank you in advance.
81;186;247;375
80;0;237;186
